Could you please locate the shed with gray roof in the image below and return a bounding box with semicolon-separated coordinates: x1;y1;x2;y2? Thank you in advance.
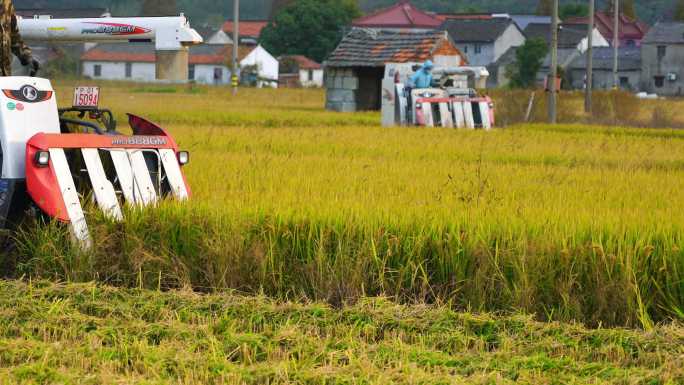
324;28;465;112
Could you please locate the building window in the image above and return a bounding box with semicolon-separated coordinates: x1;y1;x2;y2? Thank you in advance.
188;64;195;80
214;67;223;82
308;69;314;81
474;44;482;54
463;45;468;53
620;77;629;88
657;45;667;59
125;62;132;78
626;40;636;47
94;64;102;77
654;76;665;88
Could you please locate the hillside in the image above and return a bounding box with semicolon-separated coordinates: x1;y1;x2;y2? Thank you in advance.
16;0;675;25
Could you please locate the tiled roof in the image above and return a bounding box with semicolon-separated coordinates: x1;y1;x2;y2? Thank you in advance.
569;46;641;70
441;17;518;43
281;55;321;70
325;28;465;67
524;23;591;48
566;11;649;41
81;43;249;65
222;20;268;38
352;0;442;29
643;22;684;44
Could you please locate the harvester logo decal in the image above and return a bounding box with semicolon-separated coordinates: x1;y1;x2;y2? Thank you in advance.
111;137;168;146
2;85;53;103
81;22;151;36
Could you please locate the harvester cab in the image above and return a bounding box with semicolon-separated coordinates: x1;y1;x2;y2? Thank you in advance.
0;77;190;246
381;63;495;129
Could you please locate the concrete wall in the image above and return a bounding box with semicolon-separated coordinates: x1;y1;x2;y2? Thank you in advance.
570;69;641;90
299;69;324;87
641;43;684;96
493;24;525;63
457;42;494;66
325;67;360;112
192;64;231;85
82;61;155;81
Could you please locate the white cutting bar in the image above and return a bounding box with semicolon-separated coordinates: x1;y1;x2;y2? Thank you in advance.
479;102;492;130
439;102;453;128
49;149;92;247
82;148;123;220
128;150;159;205
159;149;189;200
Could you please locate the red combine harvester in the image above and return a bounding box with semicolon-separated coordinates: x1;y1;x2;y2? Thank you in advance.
0;14;203;246
0;79;190;247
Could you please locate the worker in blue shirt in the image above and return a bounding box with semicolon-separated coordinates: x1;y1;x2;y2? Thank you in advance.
409;60;434;89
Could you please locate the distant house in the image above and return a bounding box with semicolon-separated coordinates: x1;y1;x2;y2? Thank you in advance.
352;0;442;29
222;20;268;45
441;17;525;66
81;43;279;87
324;28;465;112
568;47;641;90
524;23;609;53
509;15;552;31
194;26;234;45
566;11;649;47
537;48;582;87
279;55;323;87
641;22;684;96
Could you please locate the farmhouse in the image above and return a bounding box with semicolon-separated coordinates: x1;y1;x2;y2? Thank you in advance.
81;43;279;87
222;20;268;45
351;0;442;29
566;11;649;47
279;55;323;87
523;23;609;53
441;17;525;66
641;22;684;96
324;28;465;112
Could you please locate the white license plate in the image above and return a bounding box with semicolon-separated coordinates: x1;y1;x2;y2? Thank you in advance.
73;87;100;108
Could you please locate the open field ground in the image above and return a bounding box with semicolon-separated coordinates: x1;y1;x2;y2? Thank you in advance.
0;280;682;384
1;82;683;383
8;83;682;330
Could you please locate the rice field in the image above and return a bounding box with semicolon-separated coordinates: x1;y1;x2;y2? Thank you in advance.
8;82;684;331
0;280;682;385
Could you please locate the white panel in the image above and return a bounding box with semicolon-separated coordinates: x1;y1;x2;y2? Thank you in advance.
49;149;91;248
159;149;189;200
421;103;434;127
128;150;158;206
479;102;492;130
463;102;475;129
452;102;465;129
110;150;136;204
82;149;123;220
439;102;453;128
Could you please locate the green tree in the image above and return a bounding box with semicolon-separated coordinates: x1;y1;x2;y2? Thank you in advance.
674;0;684;21
507;38;548;89
606;0;636;19
536;0;553;16
141;0;177;16
260;0;361;63
560;3;589;19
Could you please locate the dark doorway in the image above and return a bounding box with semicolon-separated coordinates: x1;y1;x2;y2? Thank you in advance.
355;67;384;111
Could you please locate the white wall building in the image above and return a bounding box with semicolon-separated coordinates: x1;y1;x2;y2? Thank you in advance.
279;55;323;87
81;43;279;87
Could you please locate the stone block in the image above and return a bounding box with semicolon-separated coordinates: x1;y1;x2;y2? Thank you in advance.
342;76;359;90
327;89;354;103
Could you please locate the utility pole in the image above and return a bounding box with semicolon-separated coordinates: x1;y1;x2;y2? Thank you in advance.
232;0;240;95
549;0;559;123
585;0;595;113
613;0;619;89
